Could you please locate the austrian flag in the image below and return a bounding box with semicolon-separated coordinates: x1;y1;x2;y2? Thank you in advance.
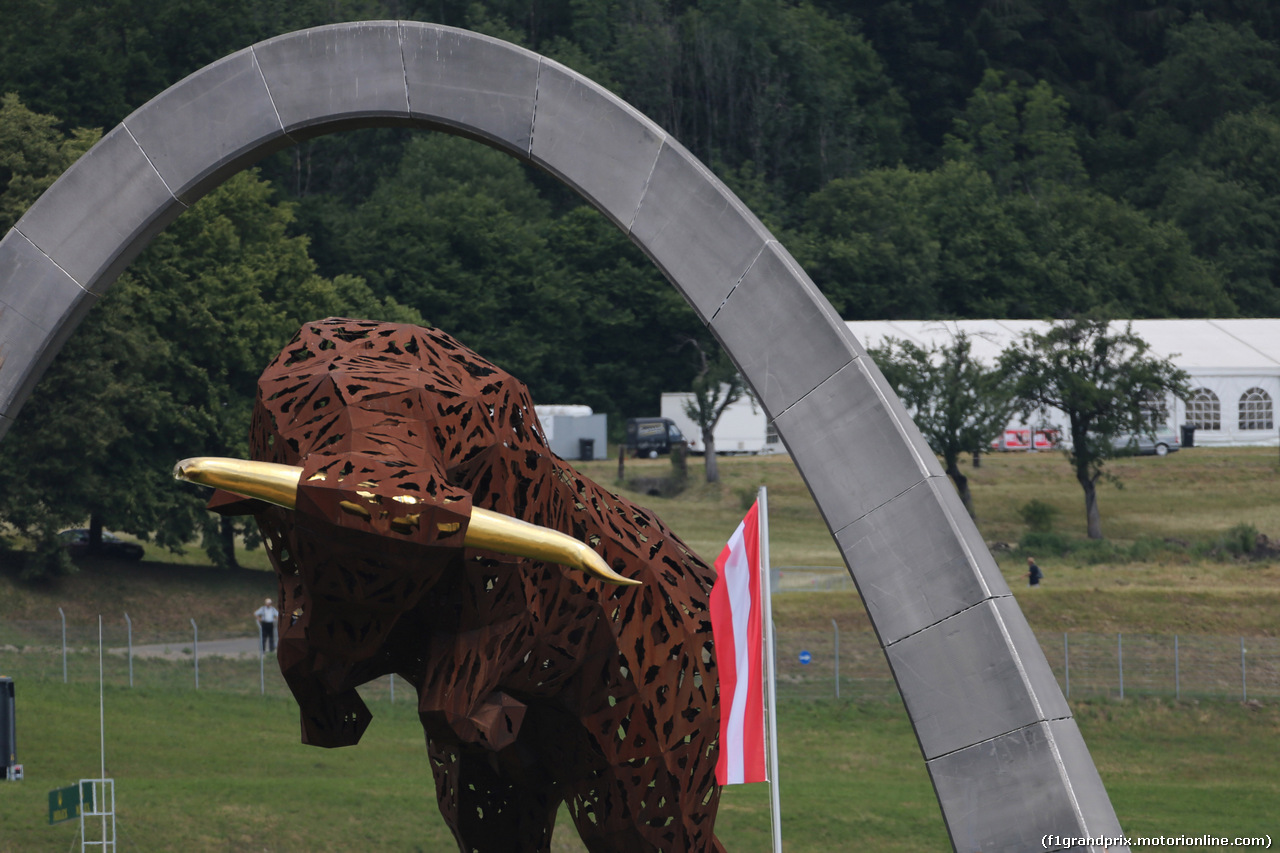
710;501;767;785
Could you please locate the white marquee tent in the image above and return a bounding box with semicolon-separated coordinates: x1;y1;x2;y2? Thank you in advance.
846;319;1280;448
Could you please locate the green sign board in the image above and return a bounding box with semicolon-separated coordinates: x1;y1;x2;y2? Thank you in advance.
47;782;93;825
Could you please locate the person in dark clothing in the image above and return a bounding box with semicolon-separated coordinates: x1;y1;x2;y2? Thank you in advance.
1025;557;1043;587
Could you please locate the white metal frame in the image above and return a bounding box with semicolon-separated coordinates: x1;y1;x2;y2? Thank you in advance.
78;778;115;852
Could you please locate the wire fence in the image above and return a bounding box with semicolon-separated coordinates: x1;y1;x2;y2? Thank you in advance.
1044;631;1280;702
772;626;1280;703
0;616;400;703
2;613;1277;704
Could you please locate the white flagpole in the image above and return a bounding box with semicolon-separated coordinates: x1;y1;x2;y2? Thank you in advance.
99;615;108;846
99;616;105;780
757;486;783;852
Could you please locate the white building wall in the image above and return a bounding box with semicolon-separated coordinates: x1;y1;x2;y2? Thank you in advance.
533;405;609;460
847;319;1280;448
1174;372;1280;447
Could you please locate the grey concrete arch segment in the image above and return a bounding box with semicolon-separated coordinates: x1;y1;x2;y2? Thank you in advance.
0;21;1126;852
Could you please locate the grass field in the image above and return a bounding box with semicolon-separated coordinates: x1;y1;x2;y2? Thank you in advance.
2;447;1278;850
8;446;1277;637
0;679;1275;852
587;447;1280;638
582;444;1280;561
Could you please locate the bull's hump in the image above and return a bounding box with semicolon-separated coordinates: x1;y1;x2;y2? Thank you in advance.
257;318;549;467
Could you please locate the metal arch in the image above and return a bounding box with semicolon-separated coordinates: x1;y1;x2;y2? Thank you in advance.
0;22;1126;852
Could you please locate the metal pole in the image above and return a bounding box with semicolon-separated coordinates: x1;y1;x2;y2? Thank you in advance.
1241;637;1247;702
831;619;840;700
1063;633;1070;700
1118;632;1124;700
98;617;105;779
124;613;133;688
191;618;199;690
107;779;116;852
390;673;395;703
58;607;67;683
99;616;109;851
1174;634;1180;701
259;636;265;695
758;487;783;853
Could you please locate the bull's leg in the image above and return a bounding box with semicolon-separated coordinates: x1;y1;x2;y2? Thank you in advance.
426;735;561;853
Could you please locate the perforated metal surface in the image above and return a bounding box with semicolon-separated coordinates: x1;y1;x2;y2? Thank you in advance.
214;319;725;852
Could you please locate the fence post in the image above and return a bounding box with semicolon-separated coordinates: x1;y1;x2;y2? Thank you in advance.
124;612;133;688
259;635;265;696
191;618;199;690
1063;633;1070;700
390;673;395;703
1118;632;1124;700
58;607;67;683
832;619;840;700
1174;634;1180;701
1241;637;1247;702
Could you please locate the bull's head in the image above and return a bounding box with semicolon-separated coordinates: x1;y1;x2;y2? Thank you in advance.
176;319;639;743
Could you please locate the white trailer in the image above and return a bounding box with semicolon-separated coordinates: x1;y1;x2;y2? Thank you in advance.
533;404;608;460
659;390;783;455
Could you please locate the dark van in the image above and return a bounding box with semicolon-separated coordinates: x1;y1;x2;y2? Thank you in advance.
625;417;685;457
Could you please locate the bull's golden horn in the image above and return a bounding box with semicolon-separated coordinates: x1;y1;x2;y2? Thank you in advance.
174;457;302;509
464;507;639;586
173;456;639;587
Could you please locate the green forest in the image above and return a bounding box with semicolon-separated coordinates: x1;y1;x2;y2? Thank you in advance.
3;0;1280;560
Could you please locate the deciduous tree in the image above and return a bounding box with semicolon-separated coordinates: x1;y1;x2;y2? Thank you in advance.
871;331;1013;517
678;339;744;484
999;316;1189;539
0;93;99;229
1159;108;1280;315
0;124;421;573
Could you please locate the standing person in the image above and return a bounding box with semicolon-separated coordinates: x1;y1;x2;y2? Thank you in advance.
254;597;279;652
1025;557;1043;587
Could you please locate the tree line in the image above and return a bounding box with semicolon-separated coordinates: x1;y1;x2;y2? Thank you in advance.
874;316;1188;540
1;0;1278;569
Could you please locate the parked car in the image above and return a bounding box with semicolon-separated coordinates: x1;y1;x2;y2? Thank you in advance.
1112;431;1180;457
58;529;145;560
624;417;686;457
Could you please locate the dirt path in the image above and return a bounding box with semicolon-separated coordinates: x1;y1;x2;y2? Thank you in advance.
109;636;269;660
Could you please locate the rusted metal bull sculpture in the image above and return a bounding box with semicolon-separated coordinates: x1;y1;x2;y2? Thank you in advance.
177;318;726;852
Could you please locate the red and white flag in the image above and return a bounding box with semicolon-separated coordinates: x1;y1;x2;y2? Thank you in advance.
710;501;767;785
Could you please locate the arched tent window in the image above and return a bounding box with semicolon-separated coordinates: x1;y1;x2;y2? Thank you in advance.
1185;388;1221;430
1239;388;1274;430
1139;391;1169;430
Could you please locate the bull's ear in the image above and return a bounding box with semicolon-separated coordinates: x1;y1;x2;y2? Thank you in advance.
173;456;641;587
